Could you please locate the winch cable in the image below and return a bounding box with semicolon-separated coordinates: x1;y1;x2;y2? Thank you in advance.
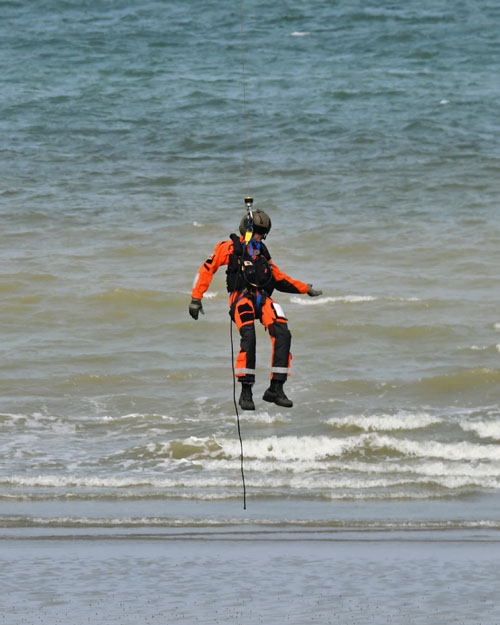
239;0;250;195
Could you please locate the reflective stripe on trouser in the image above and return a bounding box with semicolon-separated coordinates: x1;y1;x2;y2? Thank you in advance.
234;368;256;376
271;367;290;375
229;291;292;383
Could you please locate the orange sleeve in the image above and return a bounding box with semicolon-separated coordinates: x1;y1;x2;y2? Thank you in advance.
191;240;233;299
270;259;309;294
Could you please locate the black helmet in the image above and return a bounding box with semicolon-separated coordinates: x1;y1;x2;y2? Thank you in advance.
239;209;272;237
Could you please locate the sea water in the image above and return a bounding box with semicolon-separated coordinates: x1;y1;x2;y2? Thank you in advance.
2;1;500;623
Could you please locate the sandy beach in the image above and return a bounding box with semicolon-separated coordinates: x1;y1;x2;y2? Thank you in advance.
2;522;500;625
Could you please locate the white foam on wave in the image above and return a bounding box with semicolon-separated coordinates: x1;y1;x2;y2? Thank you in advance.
290;294;421;306
0;412;29;423
218;434;359;462
2;515;248;527
372;435;500;462
253;470;499;489
323;489;490;501
222;433;500;463
242;411;291;425
211;466;500;494
461;419;500;440
339;458;500;479
494;322;500;330
9;431;492;499
326;411;440;432
271;473;500;491
6;448;500;499
290;295;376;306
166;432;500;465
1;474;237;490
1;412;65;424
291;31;310;36
99;413;174;422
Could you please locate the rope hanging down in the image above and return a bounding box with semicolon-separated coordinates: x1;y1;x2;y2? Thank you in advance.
231;319;247;509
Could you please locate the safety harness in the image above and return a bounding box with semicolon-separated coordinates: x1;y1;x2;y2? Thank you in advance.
226;233;274;294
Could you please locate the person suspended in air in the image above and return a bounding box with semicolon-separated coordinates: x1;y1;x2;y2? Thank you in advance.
189;199;322;410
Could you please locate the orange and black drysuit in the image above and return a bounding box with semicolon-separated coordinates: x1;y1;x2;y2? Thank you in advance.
191;234;308;384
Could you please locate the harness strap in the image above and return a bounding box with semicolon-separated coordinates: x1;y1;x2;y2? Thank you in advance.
229;289;248;320
229;288;265;320
255;291;262;312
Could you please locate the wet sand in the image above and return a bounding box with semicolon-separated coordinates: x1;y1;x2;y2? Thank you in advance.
2;528;500;625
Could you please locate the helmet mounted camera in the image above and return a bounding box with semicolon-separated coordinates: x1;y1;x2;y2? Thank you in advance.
239;198;271;239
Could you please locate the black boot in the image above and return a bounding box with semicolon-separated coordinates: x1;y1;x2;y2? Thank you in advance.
238;382;255;411
263;379;293;408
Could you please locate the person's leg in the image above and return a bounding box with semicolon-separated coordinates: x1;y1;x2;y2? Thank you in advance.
230;292;256;410
259;297;293;407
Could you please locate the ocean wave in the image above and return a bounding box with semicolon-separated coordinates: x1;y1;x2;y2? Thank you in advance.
290;295;376;305
0;474;234;490
363;435;500;462
289;294;422;306
240;411;291;425
2;515;500;531
161;433;500;464
2;464;500;502
326;411;441;432
328;458;500;480
460;419;500;441
417;368;500;393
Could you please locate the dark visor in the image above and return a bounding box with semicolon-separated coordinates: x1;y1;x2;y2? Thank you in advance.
252;224;268;235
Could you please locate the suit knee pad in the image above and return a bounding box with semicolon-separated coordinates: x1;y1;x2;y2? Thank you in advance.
269;321;291;346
